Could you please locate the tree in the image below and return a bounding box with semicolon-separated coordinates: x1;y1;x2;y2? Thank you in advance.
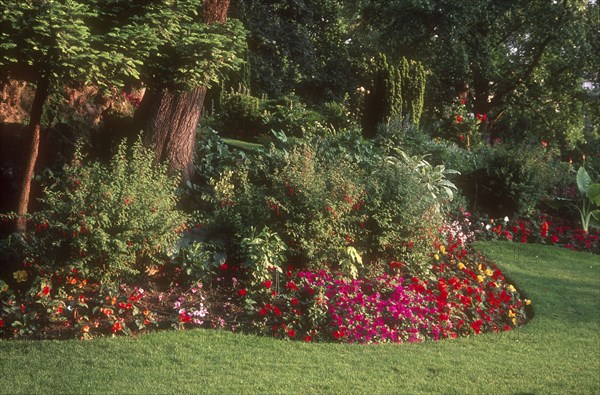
230;0;355;104
0;0;140;232
355;0;595;147
132;0;245;181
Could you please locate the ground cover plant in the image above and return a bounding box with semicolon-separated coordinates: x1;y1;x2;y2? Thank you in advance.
0;242;597;394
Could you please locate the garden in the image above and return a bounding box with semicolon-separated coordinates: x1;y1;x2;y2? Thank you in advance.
0;0;599;393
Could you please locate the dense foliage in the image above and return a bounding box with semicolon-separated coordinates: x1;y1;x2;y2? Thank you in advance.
1;139;186;283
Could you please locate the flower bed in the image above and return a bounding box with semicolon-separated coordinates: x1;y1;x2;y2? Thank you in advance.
226;242;529;343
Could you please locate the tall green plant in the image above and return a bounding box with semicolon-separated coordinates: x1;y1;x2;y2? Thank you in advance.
575;166;600;232
363;53;426;137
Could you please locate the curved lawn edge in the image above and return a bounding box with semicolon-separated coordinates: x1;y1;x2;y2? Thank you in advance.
0;241;598;394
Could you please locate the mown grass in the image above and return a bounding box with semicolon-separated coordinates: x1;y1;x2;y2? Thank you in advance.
0;241;598;394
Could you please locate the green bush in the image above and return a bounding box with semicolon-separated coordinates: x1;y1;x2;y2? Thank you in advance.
5;138;187;283
461;144;568;217
263;94;326;138
192;132;447;277
209;88;267;139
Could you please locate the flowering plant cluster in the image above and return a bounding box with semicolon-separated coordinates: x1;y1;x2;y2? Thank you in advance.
477;214;599;253
233;239;529;343
441;98;486;148
0;260;211;339
0;264;155;339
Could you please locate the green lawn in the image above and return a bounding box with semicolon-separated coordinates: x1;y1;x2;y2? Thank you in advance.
1;241;598;394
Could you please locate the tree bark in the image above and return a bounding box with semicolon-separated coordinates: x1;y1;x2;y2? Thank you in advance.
16;74;50;232
141;86;207;181
138;0;231;183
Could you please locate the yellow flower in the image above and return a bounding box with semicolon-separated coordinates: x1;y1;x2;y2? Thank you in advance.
439;245;446;254
484;268;493;277
507;285;516;293
508;310;516;317
478;264;483;272
458;262;466;270
477;275;484;283
434;254;440;261
524;299;532;305
13;270;28;283
512;317;517;325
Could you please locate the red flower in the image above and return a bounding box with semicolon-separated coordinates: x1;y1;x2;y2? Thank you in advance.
0;319;3;327
263;280;273;289
238;289;247;297
273;306;282;316
287;329;296;338
470;320;483;334
541;140;548;147
219;262;228;270
110;322;123;333
42;286;50;296
304;335;313;342
455;115;463;123
259;307;267;316
291;298;299;306
179;312;192;323
286;281;297;291
551;234;559;244
541;222;549;238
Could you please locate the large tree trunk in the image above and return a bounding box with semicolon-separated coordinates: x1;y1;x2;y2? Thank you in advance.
15;74;50;233
137;0;231;182
141;86;207;181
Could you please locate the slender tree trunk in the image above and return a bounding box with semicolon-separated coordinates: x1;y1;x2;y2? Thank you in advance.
138;0;230;182
16;74;50;232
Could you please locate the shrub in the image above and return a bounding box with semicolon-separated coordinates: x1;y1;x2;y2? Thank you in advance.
192;131;450;277
460;144;568;217
209;87;267;139
2;138;187;284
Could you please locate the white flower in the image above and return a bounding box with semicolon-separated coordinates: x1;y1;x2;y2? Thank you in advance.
485;224;492;231
504;216;509;223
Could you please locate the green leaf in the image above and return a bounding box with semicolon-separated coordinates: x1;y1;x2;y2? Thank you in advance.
587;184;600;206
576;167;592;195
